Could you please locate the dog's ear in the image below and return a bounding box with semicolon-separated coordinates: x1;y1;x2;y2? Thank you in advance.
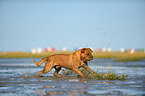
89;48;93;52
81;48;86;53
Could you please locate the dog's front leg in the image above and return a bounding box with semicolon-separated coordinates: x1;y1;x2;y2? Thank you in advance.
82;64;97;76
73;68;85;78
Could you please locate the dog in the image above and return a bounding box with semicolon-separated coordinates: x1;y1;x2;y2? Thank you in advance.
34;48;97;78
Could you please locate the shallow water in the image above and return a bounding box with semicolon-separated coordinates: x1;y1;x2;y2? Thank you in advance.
0;58;145;96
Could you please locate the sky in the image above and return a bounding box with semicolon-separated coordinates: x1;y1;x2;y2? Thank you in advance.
0;0;145;51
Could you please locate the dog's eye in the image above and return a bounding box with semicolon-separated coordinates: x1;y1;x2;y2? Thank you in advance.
87;53;90;55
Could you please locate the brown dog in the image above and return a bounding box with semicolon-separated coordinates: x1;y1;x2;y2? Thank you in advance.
34;48;97;78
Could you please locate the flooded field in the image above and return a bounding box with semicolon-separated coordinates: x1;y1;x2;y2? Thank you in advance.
0;58;145;96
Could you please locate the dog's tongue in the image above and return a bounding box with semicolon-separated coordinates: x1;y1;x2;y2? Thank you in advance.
87;61;90;63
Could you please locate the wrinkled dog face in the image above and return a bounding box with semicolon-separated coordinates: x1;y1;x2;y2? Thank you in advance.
80;48;93;63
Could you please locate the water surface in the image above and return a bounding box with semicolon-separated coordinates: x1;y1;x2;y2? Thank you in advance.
0;58;145;96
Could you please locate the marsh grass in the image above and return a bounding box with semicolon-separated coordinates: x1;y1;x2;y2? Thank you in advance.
0;51;72;58
0;51;145;61
61;66;128;80
93;52;145;61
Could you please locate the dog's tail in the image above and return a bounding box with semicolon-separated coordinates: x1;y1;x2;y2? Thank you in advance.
34;58;47;66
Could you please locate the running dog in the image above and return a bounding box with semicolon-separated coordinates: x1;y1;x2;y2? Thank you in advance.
34;48;97;78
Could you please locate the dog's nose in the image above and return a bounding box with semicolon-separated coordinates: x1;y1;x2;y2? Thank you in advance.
91;56;93;59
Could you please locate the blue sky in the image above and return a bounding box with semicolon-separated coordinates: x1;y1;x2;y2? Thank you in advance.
0;0;145;51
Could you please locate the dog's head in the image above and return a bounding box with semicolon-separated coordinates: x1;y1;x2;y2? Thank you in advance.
80;48;93;64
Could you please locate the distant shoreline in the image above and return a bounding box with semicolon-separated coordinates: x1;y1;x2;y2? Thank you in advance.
0;51;145;61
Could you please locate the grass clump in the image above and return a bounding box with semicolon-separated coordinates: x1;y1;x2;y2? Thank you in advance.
61;68;128;81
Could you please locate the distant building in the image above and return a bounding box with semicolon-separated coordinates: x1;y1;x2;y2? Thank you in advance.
130;48;135;54
120;48;125;53
136;48;141;52
127;49;131;53
136;48;144;53
62;47;67;51
98;48;102;52
45;48;48;52
141;48;144;52
108;47;112;52
51;47;55;51
102;47;106;52
48;47;51;51
37;48;42;54
31;48;36;54
45;47;51;52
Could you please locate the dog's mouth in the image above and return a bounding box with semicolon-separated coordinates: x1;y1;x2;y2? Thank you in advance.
84;60;90;64
87;60;90;63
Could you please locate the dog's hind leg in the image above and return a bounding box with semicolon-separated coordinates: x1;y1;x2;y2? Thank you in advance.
53;66;62;77
36;59;54;78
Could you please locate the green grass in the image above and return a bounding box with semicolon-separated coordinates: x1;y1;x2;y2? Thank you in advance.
0;51;145;61
61;68;128;80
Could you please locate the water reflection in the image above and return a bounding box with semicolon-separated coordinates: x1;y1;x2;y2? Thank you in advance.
35;90;63;95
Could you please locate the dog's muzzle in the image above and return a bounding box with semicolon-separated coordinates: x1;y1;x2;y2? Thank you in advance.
91;55;93;60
